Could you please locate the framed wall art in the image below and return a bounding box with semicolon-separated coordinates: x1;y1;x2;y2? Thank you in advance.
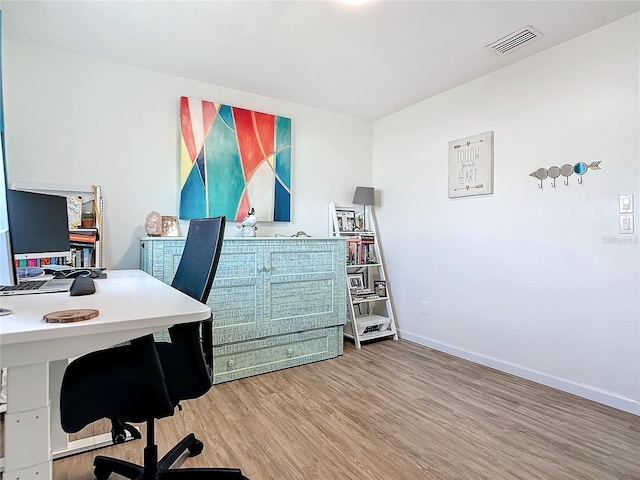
448;131;494;198
179;96;292;222
336;209;356;232
374;280;387;297
348;273;365;291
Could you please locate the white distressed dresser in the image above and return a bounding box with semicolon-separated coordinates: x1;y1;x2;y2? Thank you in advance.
140;237;346;384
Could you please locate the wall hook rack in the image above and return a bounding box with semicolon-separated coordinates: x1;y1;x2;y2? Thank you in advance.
530;161;601;189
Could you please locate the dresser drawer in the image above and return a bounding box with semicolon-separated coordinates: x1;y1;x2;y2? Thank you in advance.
212;326;343;384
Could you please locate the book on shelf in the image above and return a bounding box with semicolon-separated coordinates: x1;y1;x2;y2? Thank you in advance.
346;237;359;265
69;231;97;244
70;246;95;268
360;235;376;264
360;234;375;243
69;233;98;267
345;235;377;265
14;255;69;268
48;256;68;266
353;293;380;300
70;241;95;249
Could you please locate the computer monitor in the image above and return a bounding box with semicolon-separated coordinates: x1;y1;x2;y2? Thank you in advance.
6;189;71;264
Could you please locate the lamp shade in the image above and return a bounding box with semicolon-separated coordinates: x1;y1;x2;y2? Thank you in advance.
352;186;375;206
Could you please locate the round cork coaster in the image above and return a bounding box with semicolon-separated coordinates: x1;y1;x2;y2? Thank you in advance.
44;309;99;323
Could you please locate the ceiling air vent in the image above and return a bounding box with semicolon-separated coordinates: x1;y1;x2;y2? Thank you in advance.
486;25;544;55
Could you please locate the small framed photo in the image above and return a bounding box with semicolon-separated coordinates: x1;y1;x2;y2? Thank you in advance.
355;212;365;232
161;215;180;237
336;209;356;232
348;273;365;291
374;280;387;297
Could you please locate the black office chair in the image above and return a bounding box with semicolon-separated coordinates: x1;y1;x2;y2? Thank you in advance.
60;216;250;479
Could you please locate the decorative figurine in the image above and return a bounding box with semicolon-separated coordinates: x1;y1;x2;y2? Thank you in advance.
238;208;258;237
144;211;163;236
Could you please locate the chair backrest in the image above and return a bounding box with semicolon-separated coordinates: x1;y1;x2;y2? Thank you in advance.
159;216;226;403
171;216;226;303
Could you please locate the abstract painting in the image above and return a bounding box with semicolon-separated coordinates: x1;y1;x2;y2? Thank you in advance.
179;96;291;222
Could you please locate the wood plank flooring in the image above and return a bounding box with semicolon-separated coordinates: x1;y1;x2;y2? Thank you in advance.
45;340;640;479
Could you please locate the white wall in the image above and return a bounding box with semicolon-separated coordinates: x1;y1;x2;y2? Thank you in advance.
373;14;639;414
3;41;372;268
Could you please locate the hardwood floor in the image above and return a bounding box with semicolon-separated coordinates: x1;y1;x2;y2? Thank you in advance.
50;339;640;479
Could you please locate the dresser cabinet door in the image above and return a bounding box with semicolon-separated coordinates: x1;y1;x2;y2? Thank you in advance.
207;242;264;345
265;240;346;330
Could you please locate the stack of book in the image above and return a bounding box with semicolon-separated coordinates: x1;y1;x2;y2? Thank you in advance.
346;235;377;265
69;229;97;268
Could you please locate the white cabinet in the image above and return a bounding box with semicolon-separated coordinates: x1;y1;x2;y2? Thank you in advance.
329;202;398;348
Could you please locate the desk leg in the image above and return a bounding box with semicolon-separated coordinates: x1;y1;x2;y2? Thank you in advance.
49;359;68;453
4;362;52;480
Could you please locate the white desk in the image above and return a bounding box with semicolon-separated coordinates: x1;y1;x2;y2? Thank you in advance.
0;270;211;480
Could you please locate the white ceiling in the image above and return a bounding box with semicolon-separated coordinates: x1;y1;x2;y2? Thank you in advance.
2;1;639;120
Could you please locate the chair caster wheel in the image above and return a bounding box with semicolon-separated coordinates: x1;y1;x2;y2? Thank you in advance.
188;438;204;457
94;466;111;480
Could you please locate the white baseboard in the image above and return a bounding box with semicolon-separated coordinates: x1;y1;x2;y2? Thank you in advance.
399;330;640;416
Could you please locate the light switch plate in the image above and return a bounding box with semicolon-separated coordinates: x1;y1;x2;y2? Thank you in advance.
619;194;634;213
620;214;634;234
421;301;428;314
